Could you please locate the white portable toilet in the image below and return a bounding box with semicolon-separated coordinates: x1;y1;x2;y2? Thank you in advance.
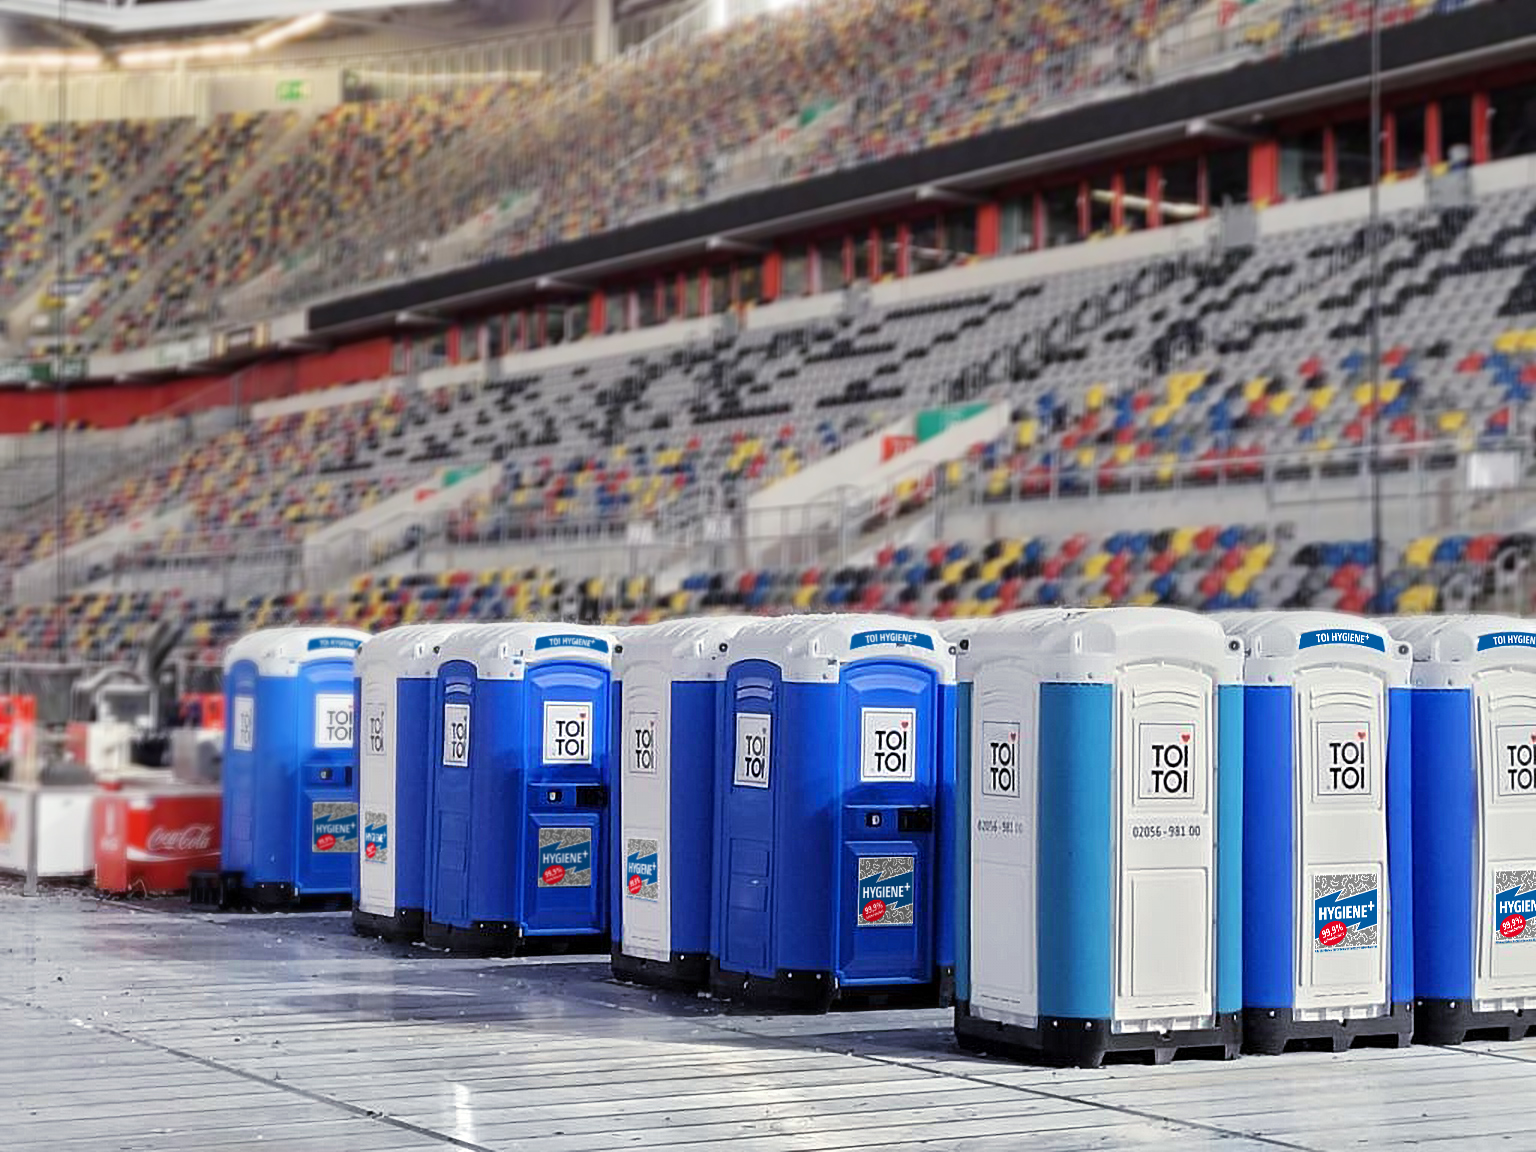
1221;611;1414;1054
1386;615;1536;1044
610;617;752;989
943;608;1081;1021
353;623;464;941
954;607;1245;1067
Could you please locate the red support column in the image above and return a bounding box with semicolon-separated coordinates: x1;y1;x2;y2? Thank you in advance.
1473;91;1492;164
1147;166;1162;229
1249;141;1280;206
975;203;1001;257
1425;101;1442;167
446;326;460;365
1383;111;1397;177
1110;172;1125;232
1033;193;1045;251
762;251;782;301
1323;128;1338;193
1077;181;1090;239
589;291;605;337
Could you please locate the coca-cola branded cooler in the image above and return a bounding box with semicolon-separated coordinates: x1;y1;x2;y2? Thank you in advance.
95;785;222;894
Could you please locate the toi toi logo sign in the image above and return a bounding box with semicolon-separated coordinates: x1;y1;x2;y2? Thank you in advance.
1137;724;1197;802
543;702;593;764
1317;722;1372;796
629;713;658;776
735;715;771;788
860;708;916;782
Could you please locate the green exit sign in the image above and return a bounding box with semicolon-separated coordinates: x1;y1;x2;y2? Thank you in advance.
276;79;312;103
0;357;89;384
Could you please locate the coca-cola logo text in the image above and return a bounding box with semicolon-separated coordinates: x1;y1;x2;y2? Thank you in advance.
146;824;215;854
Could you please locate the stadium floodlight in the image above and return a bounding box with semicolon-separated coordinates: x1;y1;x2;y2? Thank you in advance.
253;11;327;50
0;51;101;69
120;40;253;66
0;0;442;34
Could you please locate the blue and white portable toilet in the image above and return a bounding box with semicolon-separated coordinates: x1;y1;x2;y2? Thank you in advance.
1386;615;1536;1044
1221;611;1413;1054
952;607;1244;1067
352;624;463;941
610;617;752;989
220;626;369;908
712;615;957;1010
424;622;614;953
943;610;1078;1033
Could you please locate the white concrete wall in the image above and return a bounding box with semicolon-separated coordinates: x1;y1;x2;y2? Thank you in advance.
748;402;1011;516
301;463;502;588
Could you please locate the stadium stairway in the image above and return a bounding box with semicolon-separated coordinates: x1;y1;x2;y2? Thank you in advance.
741;400;1011;567
298;461;503;590
10;505;193;604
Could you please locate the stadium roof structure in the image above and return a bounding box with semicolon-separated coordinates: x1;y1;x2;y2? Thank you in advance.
0;0;454;42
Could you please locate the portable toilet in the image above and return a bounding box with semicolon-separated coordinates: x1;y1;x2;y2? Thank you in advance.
952;607;1244;1067
712;615;957;1010
424;623;614;953
217;626;369;908
353;624;463;941
943;609;1080;1036
610;617;752;989
1221;611;1413;1054
1386;615;1536;1044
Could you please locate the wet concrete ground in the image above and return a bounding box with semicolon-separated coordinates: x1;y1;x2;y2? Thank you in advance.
2;884;1534;1151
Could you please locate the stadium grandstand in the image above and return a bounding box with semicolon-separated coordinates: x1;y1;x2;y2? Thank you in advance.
3;0;1536;1141
0;0;1527;665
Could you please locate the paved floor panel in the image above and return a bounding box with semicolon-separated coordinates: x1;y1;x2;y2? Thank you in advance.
2;888;1534;1151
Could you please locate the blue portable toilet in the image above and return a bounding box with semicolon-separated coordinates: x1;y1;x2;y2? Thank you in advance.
610;617;752;989
1386;615;1536;1044
353;624;464;941
219;626;369;909
1220;611;1414;1054
952;607;1245;1067
424;622;615;953
712;615;957;1010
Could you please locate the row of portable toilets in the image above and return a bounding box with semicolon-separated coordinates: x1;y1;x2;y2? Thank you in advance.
212;609;1536;1067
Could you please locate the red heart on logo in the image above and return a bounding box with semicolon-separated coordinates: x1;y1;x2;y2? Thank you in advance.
1180;732;1190;743
1356;732;1366;740
900;720;909;729
1009;732;1016;741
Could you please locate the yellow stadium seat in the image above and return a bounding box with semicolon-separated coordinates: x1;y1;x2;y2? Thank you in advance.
1438;410;1467;433
1404;537;1438;569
